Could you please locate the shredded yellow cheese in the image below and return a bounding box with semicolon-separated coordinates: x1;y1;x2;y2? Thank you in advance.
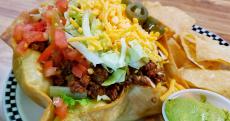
155;41;169;58
175;83;185;90
160;79;176;101
67;0;169;63
68;36;99;42
160;79;188;101
70;18;80;29
70;5;82;12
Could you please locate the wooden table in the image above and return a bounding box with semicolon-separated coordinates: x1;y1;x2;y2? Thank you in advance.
0;0;230;42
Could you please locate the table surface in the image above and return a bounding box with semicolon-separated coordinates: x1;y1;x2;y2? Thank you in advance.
0;0;230;41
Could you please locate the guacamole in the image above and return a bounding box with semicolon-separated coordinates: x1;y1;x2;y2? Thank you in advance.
165;98;230;121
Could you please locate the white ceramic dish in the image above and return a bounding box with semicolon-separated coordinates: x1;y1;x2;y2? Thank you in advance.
162;89;230;121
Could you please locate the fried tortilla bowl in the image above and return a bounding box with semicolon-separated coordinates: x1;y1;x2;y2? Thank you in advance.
0;0;185;120
2;10;54;121
1;10;168;121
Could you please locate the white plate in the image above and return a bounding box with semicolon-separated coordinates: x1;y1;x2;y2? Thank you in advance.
3;73;43;121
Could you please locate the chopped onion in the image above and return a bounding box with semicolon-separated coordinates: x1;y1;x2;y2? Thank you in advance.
53;97;63;107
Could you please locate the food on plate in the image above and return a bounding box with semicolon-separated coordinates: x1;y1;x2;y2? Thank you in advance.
164;28;230;98
2;0;230;120
1;0;181;120
165;97;230;121
179;69;230;98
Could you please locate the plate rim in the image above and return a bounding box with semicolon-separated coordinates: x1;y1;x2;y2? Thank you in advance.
3;72;22;121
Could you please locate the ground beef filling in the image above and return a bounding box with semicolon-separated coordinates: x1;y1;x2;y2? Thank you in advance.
125;62;165;87
51;61;164;101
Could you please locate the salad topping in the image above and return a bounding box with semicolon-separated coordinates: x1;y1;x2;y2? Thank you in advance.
12;0;168;119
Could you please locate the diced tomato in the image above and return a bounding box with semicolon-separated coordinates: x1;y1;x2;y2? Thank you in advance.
72;64;87;78
23;31;47;44
56;0;68;13
16;41;28;54
62;48;82;61
78;63;88;73
44;67;57;77
13;24;24;43
79;59;90;68
43;61;57;77
44;60;53;69
32;21;47;32
53;97;67;119
54;29;68;49
38;44;54;63
23;24;33;31
55;103;67;119
47;5;54;10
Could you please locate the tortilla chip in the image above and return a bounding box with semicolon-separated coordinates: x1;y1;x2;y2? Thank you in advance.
179;68;230;98
167;38;195;69
164;38;193;88
196;34;230;64
198;61;230;70
180;32;205;69
143;1;196;34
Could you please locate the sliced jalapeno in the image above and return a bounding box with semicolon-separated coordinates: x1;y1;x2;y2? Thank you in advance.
126;2;148;25
121;0;131;4
143;17;165;35
143;17;159;33
158;25;165;35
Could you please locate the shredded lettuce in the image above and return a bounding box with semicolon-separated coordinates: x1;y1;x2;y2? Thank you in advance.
129;60;146;69
118;38;127;68
70;42;103;66
100;38;127;71
50;86;87;99
62;95;76;107
128;40;149;69
100;51;120;71
82;11;92;37
75;98;91;106
91;18;102;36
62;95;90;107
64;0;83;37
65;24;81;37
64;7;83;37
102;68;126;86
67;0;82;25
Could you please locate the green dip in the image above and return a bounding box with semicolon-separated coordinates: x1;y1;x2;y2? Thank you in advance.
165;97;230;121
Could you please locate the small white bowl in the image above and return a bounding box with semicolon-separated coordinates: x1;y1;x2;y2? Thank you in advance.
162;89;230;121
